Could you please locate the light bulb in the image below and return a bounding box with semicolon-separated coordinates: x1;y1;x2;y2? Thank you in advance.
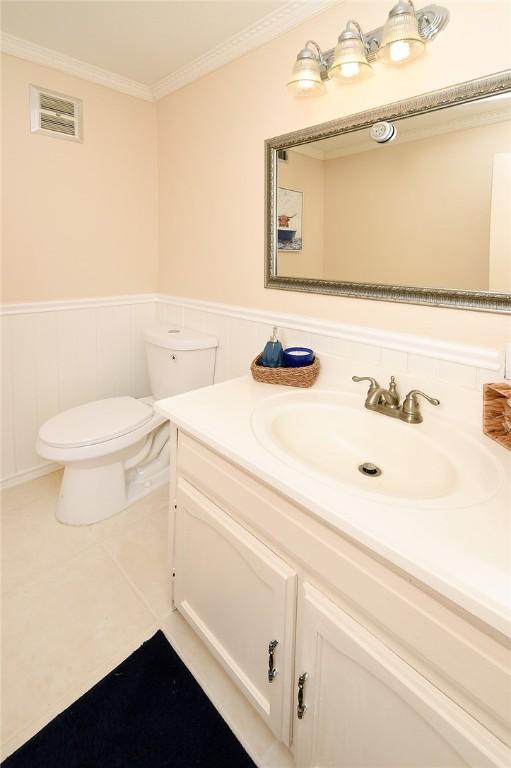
287;76;324;94
390;39;411;62
329;26;372;83
287;47;326;94
376;1;425;64
340;61;360;78
297;81;318;91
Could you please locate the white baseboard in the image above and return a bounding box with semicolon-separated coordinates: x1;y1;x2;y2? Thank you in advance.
1;463;61;491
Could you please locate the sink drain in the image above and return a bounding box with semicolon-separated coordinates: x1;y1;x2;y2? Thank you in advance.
358;462;382;477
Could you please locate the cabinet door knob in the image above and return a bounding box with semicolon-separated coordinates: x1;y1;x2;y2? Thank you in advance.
297;672;308;719
268;640;278;682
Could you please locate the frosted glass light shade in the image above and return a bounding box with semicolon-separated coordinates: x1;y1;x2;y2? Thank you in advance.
329;35;372;82
377;2;425;64
287;55;325;94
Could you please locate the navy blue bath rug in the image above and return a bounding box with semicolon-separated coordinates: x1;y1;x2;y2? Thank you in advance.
3;630;257;768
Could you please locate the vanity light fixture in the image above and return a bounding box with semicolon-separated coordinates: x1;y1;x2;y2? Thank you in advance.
287;2;449;94
329;20;372;82
287;40;326;94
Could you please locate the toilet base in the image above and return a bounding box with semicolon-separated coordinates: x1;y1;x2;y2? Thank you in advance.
56;424;170;526
57;461;169;526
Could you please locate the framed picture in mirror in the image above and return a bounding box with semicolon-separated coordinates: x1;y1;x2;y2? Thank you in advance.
277;187;303;252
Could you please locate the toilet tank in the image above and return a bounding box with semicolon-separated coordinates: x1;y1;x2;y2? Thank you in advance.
144;327;218;401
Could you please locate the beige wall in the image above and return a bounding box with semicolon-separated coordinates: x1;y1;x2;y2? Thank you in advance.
2;3;510;347
277;150;324;279
157;1;511;347
1;54;158;303
322;121;510;290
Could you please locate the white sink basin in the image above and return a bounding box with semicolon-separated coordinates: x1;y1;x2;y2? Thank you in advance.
251;390;502;509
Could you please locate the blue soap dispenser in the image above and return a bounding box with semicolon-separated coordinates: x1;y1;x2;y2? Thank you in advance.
261;326;284;368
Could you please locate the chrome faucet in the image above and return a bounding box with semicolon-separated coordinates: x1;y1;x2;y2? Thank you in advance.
352;375;440;424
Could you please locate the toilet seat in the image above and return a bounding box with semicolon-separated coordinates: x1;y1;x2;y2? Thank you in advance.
37;397;165;464
39;396;154;448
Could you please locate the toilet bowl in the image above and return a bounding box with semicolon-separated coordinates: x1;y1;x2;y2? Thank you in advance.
36;327;217;525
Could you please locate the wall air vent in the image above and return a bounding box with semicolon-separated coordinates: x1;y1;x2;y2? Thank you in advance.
30;85;83;142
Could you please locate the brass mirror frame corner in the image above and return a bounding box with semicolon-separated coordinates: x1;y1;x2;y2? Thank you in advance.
265;70;511;314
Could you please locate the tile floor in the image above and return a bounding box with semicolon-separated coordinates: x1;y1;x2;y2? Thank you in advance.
1;470;294;767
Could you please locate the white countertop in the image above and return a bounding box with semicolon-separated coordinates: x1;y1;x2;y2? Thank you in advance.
156;368;511;638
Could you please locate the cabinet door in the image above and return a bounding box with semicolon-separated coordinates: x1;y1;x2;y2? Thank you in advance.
174;477;297;743
294;583;509;768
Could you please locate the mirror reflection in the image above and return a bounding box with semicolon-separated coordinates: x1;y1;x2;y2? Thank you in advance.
275;93;511;293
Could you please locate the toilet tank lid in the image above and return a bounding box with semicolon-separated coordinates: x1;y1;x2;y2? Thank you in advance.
144;326;218;351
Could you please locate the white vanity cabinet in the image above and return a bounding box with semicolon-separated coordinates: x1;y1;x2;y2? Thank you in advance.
294;582;505;768
170;430;511;768
173;477;296;743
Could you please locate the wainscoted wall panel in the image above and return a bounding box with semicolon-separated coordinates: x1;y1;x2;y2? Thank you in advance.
1;300;157;487
156;297;506;392
157;296;505;407
1;294;507;487
57;309;98;413
2;317;16;481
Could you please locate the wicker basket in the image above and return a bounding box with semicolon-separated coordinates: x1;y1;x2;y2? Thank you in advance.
250;354;320;388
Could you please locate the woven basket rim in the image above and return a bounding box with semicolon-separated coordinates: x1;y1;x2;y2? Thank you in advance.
251;353;318;368
250;354;320;388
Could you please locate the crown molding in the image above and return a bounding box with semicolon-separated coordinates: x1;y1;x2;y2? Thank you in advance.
151;0;341;100
0;32;154;101
1;1;342;102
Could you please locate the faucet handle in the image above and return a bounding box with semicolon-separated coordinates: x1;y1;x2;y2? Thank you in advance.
352;376;379;393
387;375;400;407
389;376;397;395
405;390;440;406
402;390;440;423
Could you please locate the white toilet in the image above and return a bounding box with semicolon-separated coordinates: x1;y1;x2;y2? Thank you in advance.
36;327;217;525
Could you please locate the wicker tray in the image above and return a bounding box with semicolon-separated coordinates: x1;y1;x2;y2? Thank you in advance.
483;382;511;451
250;354;320;388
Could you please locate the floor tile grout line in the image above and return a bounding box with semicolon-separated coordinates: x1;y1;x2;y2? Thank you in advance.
87;492;169;545
97;538;172;623
2;490;170;604
1;514;152;601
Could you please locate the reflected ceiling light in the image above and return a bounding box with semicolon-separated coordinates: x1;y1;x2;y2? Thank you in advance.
377;1;425;64
329;20;372;82
287;3;449;94
287;41;326;95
